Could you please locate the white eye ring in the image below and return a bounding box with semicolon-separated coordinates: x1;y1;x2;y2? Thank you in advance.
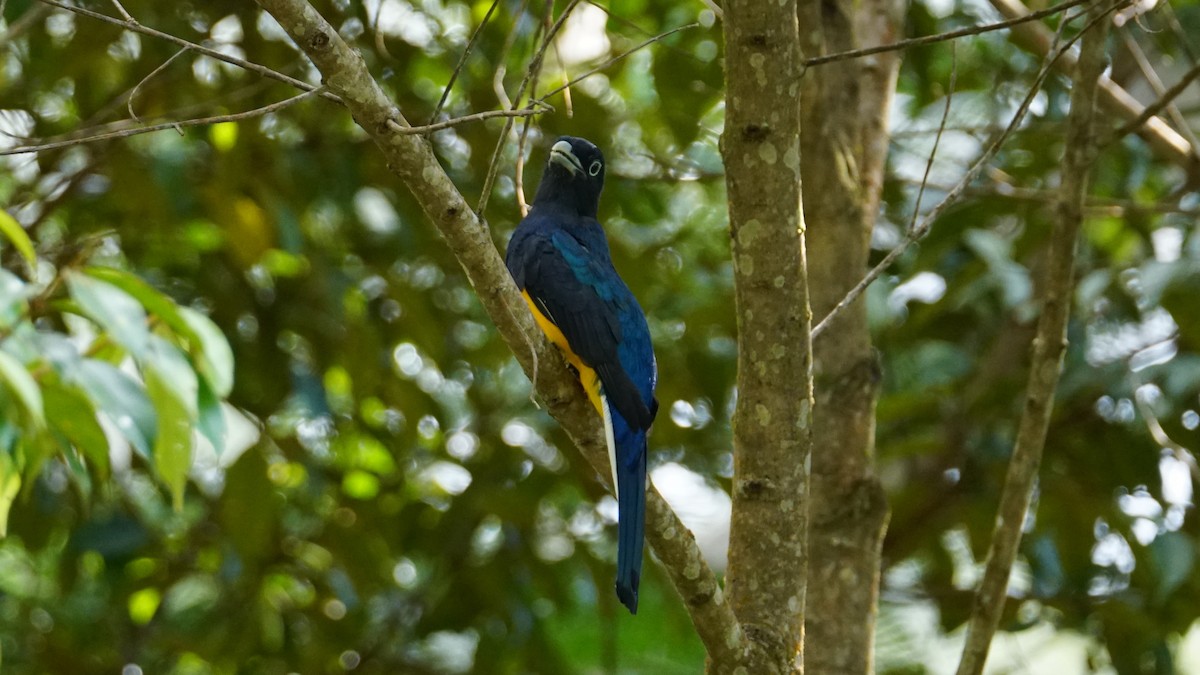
588;161;602;176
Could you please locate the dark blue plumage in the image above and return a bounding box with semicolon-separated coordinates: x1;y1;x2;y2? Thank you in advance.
506;136;658;614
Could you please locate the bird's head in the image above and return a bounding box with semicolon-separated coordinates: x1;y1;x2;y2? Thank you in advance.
532;136;606;218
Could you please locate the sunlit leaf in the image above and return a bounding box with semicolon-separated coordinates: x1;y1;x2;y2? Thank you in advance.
197;380;226;457
209;122;238;152
0;452;21;537
0;209;36;269
128;587;161;626
342;470;379;500
0;348;43;427
43;382;110;478
84;266;200;344
146;367;192;512
74;359;156;458
179;307;234;398
143;335;199;418
66;272;150;358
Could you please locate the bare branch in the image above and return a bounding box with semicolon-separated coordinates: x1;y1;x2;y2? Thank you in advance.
515;0;556;217
802;0;1088;67
990;0;1197;170
428;0;501;128
490;0;528;111
0;2;51;49
908;44;957;233
954;4;1110;673
35;0;343;105
128;47;189;123
385;104;550;136
1106;60;1200;149
475;0;582;216
250;0;746;666
108;0;135;23
0;88;323;156
537;23;700;102
812;5;1113;340
894;177;1200;217
1118;30;1200;158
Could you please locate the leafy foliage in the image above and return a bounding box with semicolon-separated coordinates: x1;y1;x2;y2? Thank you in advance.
1;0;1200;672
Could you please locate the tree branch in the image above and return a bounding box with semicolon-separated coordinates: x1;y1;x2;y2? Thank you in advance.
1106;60;1200;149
989;0;1198;171
35;0;343;104
721;0;813;671
802;0;1088;67
954;4;1110;674
812;3;1100;339
0;88;324;156
249;0;747;668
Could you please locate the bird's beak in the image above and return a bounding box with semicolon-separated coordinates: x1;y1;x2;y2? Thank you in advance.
549;140;583;176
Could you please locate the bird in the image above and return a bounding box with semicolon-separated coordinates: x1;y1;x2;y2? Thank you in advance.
506;136;658;614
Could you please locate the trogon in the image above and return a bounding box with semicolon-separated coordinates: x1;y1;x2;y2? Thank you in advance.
506;136;658;614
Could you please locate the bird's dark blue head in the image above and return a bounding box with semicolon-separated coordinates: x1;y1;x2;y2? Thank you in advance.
532;136;606;218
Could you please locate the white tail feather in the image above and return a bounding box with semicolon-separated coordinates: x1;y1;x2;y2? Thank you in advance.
600;395;618;499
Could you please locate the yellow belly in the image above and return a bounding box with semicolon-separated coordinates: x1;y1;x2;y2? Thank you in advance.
522;291;603;415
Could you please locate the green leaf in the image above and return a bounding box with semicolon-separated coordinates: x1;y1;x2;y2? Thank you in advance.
0;269;28;331
43;382;110;479
73;360;156;458
128;587;161;626
0;209;35;269
143;335;198;418
197;380;226;457
0;452;21;537
178;307;234;398
66;272;150;357
1150;532;1195;603
146;367;192;511
0;348;43;427
84;267;200;344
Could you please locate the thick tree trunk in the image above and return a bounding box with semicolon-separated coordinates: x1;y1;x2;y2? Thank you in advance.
721;1;814;672
798;0;903;671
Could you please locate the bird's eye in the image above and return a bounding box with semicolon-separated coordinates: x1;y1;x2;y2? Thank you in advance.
588;161;602;177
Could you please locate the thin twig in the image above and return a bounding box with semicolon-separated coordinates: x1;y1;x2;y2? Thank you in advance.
908;43;958;233
386;103;550;136
429;0;501;129
491;0;529;111
812;5;1107;340
893;178;1200;216
0;88;324;156
954;3;1111;673
0;2;51;49
515;0;555;217
370;0;395;61
476;0;583;217
1118;30;1200;159
990;0;1193;168
127;48;189;123
35;0;343;105
802;0;1088;67
1106;60;1200;149
537;22;700;102
108;0;136;23
1159;1;1200;66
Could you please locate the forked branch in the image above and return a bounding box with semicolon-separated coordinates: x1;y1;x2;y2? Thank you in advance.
954;4;1111;674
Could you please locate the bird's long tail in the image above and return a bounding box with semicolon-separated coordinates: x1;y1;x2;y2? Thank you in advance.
603;396;646;615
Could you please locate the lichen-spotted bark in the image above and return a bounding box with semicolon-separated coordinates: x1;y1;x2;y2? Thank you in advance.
721;0;813;671
797;0;903;671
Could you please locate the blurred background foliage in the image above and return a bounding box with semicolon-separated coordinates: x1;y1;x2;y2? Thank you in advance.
0;0;1199;672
